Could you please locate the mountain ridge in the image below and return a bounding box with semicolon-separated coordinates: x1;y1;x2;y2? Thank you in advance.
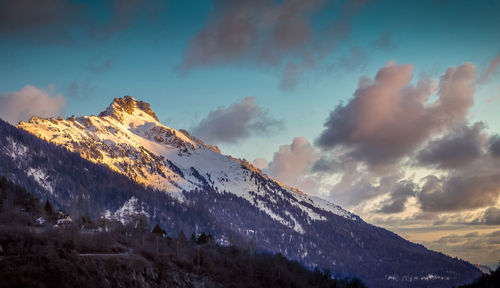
17;96;356;223
2;96;482;287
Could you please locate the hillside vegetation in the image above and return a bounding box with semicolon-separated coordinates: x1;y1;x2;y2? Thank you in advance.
0;176;365;288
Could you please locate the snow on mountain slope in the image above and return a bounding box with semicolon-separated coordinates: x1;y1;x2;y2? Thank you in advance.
3;102;482;288
17;96;357;231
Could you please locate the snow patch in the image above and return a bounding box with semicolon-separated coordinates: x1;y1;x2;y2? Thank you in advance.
109;197;150;224
27;167;54;194
5;137;28;160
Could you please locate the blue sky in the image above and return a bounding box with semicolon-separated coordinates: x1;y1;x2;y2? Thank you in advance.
1;0;499;161
1;0;500;267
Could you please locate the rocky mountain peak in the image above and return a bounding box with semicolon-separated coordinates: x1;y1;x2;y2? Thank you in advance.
99;96;159;122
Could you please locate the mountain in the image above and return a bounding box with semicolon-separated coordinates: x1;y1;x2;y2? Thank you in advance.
0;176;366;288
459;265;500;288
0;96;481;287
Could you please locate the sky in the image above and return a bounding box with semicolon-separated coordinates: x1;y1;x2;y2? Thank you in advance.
1;0;500;268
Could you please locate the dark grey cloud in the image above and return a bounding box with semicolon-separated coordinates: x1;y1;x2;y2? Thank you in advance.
402;123;500;213
189;97;282;144
181;0;320;70
315;62;475;168
417;122;487;169
0;0;166;44
418;164;500;212
482;207;500;225
0;0;83;44
311;156;340;173
378;181;417;214
99;0;149;39
182;0;377;90
490;135;500;156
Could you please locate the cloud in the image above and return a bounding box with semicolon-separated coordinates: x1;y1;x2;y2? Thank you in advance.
181;0;320;71
332;171;402;207
315;61;475;168
308;62;500;213
97;0;148;39
378;180;417;214
279;56;315;91
0;0;165;44
311;155;340;173
370;30;396;50
67;79;94;99
264;137;319;193
418;156;500;212
412;121;500;213
423;230;500;266
252;158;269;170
182;0;377;89
0;85;66;124
482;207;500;225
335;46;369;72
417;122;487;169
189;97;282;144
377;122;500;214
479;50;500;83
490;135;500;157
87;58;113;74
0;0;83;44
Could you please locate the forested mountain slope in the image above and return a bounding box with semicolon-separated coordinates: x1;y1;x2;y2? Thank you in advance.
0;97;481;287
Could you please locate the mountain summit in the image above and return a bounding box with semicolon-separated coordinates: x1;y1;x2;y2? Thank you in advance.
11;96;481;287
99;96;160;122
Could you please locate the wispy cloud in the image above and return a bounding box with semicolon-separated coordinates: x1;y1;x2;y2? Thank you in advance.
370;30;396;50
479;50;500;83
87;57;113;75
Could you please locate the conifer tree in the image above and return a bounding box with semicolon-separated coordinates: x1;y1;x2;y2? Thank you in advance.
152;224;164;236
44;200;53;217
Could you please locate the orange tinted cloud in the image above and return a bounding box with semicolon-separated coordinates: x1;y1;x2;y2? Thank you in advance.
0;85;66;124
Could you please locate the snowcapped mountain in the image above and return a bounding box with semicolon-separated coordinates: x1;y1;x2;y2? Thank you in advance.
1;96;481;287
18;96;357;229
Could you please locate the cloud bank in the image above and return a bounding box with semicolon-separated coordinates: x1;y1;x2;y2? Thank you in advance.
424;230;500;267
316;61;475;168
259;60;500;220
